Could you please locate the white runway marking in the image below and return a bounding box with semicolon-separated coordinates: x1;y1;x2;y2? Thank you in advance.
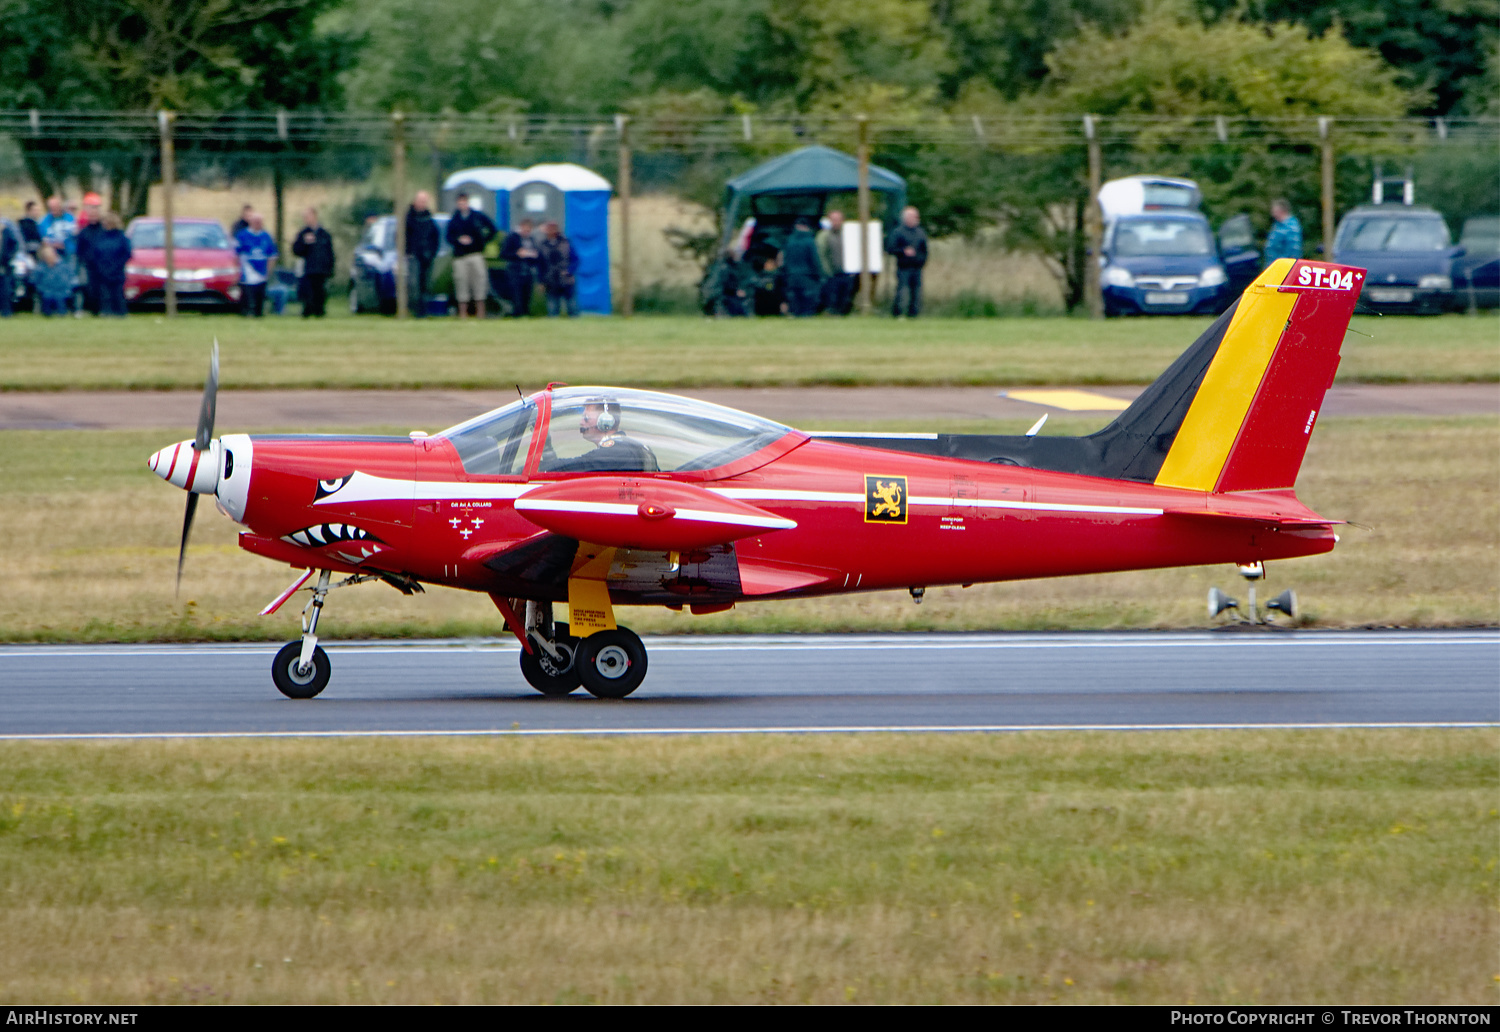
0;722;1493;742
2;630;1495;659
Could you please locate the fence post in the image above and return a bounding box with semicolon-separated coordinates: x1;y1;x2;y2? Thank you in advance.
617;115;633;318
857;115;872;315
158;109;177;319
1084;114;1103;320
1319;117;1335;257
392;111;408;319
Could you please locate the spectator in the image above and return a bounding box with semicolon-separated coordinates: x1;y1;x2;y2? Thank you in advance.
231;204;254;239
781;218;824;317
1265;198;1303;266
705;246;753;317
32;244;73;317
75;195;104;315
404;190;440;317
817;210;854;315
37;196;77;311
753;254;784;316
235;212;278;317
292;207;335;318
500;218;539;317
885;205;928;318
89;212;132;318
536;220;579;318
0;214;18;318
446;192;496;319
18;200;41;258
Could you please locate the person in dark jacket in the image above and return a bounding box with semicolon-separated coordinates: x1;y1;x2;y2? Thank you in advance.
499;218;539;317
292;207;336;318
404;191;441;317
536;221;579;317
0;216;18;317
885;206;929;318
781;218;824;317
230;204;254;239
18;201;42;258
75;197;104;315
88;212;132;317
446;193;497;319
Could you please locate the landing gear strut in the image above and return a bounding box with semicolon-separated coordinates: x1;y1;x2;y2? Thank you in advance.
273;570;332;698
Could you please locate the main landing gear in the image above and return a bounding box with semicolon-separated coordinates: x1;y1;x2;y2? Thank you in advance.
514;600;649;699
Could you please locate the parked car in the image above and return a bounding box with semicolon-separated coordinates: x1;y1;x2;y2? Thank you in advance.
1332;205;1460;314
124;218;241;311
348;214;455;314
1452;216;1498;310
1097;176;1259;317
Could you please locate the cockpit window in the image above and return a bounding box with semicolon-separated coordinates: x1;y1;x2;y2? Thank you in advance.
539;387;790;474
437;396;538;476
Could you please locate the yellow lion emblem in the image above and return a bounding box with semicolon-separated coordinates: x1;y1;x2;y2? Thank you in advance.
870;480;904;518
865;475;908;523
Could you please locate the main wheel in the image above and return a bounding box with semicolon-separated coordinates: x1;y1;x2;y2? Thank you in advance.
576;627;648;699
272;641;331;699
519;621;580;696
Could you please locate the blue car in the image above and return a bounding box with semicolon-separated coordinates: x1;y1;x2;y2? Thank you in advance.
1100;212;1259;316
1453;216;1498;310
1332;205;1460;315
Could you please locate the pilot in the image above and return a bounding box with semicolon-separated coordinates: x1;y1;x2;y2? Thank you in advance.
548;398;658;472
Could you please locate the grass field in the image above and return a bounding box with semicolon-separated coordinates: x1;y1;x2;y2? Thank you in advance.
0;312;1495;391
0;415;1494;642
0;730;1492;1004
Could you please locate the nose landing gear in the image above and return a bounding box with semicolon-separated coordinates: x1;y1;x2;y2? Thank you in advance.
273;569;333;698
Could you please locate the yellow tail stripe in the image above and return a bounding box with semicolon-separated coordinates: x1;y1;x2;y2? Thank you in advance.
1154;260;1298;491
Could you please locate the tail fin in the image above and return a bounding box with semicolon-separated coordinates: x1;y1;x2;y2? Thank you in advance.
1152;259;1361;493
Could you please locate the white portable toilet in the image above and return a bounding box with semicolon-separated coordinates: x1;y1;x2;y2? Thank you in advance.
510;163;613;314
441;167;525;228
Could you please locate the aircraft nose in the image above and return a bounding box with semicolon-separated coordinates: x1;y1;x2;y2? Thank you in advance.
148;439;220;494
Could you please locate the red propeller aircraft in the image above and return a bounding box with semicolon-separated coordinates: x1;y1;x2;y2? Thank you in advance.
151;258;1363;699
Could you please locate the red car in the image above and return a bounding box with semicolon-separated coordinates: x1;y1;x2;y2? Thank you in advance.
124;217;242;311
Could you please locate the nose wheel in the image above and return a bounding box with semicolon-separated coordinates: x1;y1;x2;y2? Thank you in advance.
273;569;334;699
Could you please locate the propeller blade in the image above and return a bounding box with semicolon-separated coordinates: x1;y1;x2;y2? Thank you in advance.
195;339;219;452
176;492;199;595
179;341;217;593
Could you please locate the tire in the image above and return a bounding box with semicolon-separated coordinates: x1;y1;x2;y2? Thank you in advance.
576;627;648;699
519;621;580;696
272;641;331;699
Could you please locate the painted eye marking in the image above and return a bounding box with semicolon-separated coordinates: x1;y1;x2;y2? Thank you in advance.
281;524;382;548
315;476;350;499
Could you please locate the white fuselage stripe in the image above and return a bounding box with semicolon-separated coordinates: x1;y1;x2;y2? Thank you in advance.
319;474;1163;518
515;498;796;530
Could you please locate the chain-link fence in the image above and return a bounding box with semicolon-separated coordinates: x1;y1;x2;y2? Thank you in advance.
3;110;1495;316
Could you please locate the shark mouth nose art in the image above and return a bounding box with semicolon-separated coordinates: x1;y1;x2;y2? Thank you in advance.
281;524;382;548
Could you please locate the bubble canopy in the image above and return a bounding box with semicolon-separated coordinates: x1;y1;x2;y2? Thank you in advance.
437;386;794;477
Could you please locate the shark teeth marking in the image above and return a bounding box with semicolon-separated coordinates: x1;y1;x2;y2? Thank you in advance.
281;524;383;548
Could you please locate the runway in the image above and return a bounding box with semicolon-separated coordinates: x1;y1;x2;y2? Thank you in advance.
1;631;1495;739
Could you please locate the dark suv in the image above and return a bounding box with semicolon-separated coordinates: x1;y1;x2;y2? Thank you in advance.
1332;205;1461;314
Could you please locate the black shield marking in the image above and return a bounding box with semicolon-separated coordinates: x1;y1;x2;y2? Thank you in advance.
865;475;908;524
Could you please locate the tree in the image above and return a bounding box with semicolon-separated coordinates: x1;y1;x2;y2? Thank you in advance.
1196;0;1500;116
0;0;360;215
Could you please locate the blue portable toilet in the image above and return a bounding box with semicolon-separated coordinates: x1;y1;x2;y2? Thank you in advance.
441;167;524;229
510;163;612;314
